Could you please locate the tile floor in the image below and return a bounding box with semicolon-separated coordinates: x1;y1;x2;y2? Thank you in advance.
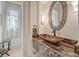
2;47;23;57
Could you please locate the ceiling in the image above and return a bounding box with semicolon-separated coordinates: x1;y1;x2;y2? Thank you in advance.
39;1;51;5
8;1;23;5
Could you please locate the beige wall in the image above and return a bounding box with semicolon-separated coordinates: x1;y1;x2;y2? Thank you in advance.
23;2;32;56
0;26;2;42
38;1;79;45
0;2;2;14
57;2;78;41
0;2;2;42
23;1;39;56
39;2;52;35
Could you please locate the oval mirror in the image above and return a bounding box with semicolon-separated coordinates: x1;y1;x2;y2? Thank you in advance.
52;2;62;27
49;1;67;30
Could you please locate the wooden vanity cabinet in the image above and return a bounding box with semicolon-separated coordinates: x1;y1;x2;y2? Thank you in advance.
38;34;78;51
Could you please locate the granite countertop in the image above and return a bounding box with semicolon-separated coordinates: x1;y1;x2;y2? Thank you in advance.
33;37;79;57
42;40;78;57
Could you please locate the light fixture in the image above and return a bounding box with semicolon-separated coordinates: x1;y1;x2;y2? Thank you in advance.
41;14;45;24
72;1;78;7
74;7;78;12
72;1;78;13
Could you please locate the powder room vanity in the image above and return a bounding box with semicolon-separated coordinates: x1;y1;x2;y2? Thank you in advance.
32;1;79;57
33;34;79;57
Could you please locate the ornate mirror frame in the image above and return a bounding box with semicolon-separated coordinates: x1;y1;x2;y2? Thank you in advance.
49;1;68;31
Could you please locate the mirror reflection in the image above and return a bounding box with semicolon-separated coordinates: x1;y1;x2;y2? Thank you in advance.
52;2;62;27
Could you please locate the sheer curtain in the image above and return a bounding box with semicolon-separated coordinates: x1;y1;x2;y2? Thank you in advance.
2;2;22;48
6;2;21;39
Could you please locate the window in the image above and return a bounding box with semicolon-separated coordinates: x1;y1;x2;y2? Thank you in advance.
7;9;19;31
6;2;21;38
